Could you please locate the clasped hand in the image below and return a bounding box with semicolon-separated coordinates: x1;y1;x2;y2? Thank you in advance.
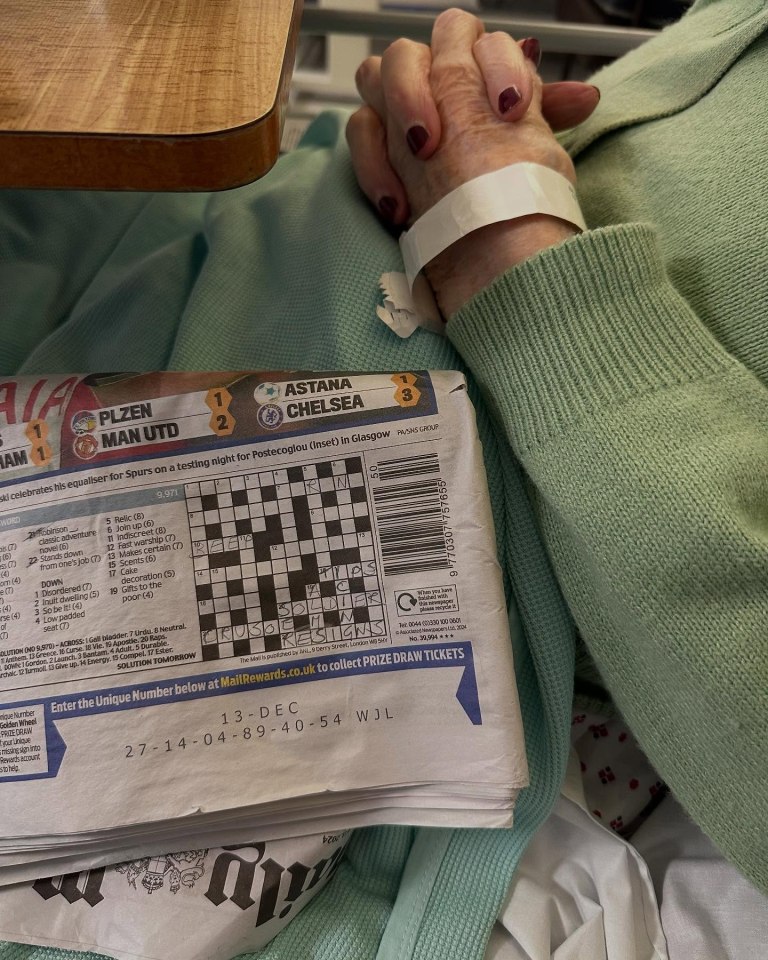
346;8;600;317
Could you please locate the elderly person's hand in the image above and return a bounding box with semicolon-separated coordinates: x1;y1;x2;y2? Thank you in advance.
346;8;599;317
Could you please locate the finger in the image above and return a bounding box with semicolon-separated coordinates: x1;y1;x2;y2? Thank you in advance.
541;82;601;132
346;106;410;225
473;31;537;122
355;56;386;119
518;37;542;70
379;38;441;159
430;7;485;108
431;7;484;69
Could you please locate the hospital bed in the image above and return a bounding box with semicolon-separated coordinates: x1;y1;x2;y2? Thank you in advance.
2;6;765;959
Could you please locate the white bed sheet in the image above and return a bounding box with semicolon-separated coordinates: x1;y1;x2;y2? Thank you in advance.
486;750;768;960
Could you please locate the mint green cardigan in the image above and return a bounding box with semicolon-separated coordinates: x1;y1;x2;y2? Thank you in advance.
0;1;766;958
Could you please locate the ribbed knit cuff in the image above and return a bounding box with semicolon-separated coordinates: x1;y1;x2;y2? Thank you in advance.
448;223;736;451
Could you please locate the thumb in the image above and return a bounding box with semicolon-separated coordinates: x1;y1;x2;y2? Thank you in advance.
541;82;600;132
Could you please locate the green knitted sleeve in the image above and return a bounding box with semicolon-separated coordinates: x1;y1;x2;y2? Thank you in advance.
448;222;768;894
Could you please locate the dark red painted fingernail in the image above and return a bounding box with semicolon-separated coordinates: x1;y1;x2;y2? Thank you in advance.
406;125;429;155
498;85;522;114
521;38;541;68
378;196;397;220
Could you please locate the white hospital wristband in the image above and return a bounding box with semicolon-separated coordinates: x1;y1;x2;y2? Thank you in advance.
399;162;586;289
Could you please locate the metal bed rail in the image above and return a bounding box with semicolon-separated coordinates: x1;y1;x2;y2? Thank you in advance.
299;6;657;56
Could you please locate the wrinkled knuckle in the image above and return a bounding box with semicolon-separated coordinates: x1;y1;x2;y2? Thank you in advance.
431;59;476;90
435;7;476;30
384;84;411;117
474;31;504;50
384;37;416;60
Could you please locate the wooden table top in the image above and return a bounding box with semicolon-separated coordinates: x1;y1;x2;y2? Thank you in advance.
0;0;303;191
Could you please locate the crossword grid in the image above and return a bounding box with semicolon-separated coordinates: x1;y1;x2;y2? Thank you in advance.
185;458;386;660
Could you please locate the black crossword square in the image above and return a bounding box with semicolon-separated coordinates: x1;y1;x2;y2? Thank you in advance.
289;571;307;602
196;584;213;601
230;608;249;626
293;614;310;630
213;550;241;567
351;487;367;504
201;494;219;511
265;635;282;652
331;547;360;565
200;613;217;631
265;514;283;539
287;466;304;483
205;523;223;540
354;516;371;533
316;462;334;479
233;637;251;656
324;610;340;627
353;606;370;623
253;533;272;563
320;581;337;598
261;485;277;501
227;579;244;596
325;519;342;537
232;489;250;507
236;519;252;536
349;577;365;593
345;457;363;473
202;645;219;661
321;490;338;507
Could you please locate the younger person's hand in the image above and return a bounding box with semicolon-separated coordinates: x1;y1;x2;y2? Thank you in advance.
346;9;599;316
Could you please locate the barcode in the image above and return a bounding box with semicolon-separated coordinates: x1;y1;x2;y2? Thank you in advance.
376;453;440;482
372;479;450;576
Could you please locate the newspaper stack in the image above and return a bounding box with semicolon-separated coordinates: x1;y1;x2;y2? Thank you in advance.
0;370;526;957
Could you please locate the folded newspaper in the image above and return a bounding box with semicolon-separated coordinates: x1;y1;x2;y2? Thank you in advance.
0;371;527;958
